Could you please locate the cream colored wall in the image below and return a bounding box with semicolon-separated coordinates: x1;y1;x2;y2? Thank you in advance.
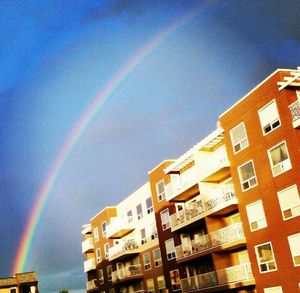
0;287;18;293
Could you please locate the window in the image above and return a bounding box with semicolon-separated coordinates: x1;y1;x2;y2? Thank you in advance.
93;227;99;242
264;287;283;293
151;224;158;240
170;269;181;291
146;278;155;293
165;238;176;260
153;248;162;267
277;185;300;220
98;269;104;284
107;265;112;282
104;243;110;258
143;252;151;270
238;160;257;191
10;290;16;293
146;197;153;214
258;100;281;135
156;180;166;201
230;122;249;153
101;221;107;237
157;275;166;291
140;228;147;244
268;141;291;176
136;203;143;220
160;209;170;230
96;248;102;263
288;233;300;266
255;242;277;273
109;289;115;293
127;210;133;222
246;200;267;231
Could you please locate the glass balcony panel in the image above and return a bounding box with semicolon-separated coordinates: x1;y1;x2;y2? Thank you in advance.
289;100;300;128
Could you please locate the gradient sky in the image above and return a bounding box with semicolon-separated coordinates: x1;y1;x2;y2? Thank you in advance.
0;0;299;292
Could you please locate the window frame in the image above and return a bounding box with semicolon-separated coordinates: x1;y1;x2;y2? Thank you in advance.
96;247;102;263
107;265;112;282
101;221;107;238
93;227;99;242
258;99;281;135
156;179;166;202
238;160;258;191
287;233;300;267
136;203;143;220
104;243;110;259
143;252;152;271
230;122;249;154
165;238;176;260
169;269;181;291
264;287;283;293
277;184;300;220
160;208;171;230
98;269;104;284
255;242;277;273
246;200;267;231
153;248;162;267
146;197;154;214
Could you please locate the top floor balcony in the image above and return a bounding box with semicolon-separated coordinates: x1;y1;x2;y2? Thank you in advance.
106;215;135;239
82;237;94;253
112;264;143;284
81;223;92;235
109;239;140;262
170;185;237;232
180;263;254;292
198;145;230;182
289;100;300;128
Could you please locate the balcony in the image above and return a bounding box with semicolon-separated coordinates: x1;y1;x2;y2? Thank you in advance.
81;224;92;235
165;171;199;202
170;185;237;232
106;215;135;239
289;100;300;128
84;258;96;272
181;263;254;292
86;279;98;291
82;238;94;253
112;264;143;284
109;239;140;261
198;146;230;182
175;223;245;262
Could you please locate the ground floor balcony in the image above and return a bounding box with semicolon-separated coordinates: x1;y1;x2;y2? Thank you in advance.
82;237;94;253
181;263;254;292
84;258;96;272
289;100;300;128
175;223;245;262
170;185;237;232
86;279;98;291
112;264;143;284
109;239;140;261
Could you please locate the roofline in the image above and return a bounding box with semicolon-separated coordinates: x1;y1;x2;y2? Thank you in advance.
219;68;294;118
90;206;116;221
147;159;174;174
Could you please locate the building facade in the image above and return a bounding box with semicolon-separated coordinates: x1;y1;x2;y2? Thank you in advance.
82;67;300;293
0;272;38;293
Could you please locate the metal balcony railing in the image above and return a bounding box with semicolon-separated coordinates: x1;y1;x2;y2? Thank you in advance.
112;264;143;282
109;239;139;259
289;100;300;128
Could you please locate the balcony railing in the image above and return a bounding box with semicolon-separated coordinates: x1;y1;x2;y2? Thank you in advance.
176;223;245;260
181;263;253;292
84;258;96;272
106;215;135;238
86;279;98;291
82;238;94;253
198;145;230;182
165;170;199;201
112;264;143;283
109;239;139;261
170;185;237;231
289;100;300;128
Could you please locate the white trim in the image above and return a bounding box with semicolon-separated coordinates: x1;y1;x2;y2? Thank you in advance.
238;160;258;191
287;233;300;267
229;122;249;154
255;241;277;273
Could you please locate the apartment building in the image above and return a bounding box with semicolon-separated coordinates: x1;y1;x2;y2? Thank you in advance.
0;272;38;293
82;67;300;293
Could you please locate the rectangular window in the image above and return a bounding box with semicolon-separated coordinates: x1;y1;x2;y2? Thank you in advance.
127;210;133;222
165;238;176;260
157;275;166;290
151;224;158;240
230;122;249;153
146;197;153;214
104;243;110;259
255;242;277;273
107;265;112;282
170;269;181;291
93;227;99;242
101;221;107;238
160;209;170;230
153;248;162;267
156;180;166;201
146;278;155;293
264;287;283;293
277;185;300;220
238;160;257;191
98;269;104;284
268;141;291;176
288;233;300;266
136;203;143;220
96;248;102;263
143;252;151;270
259;100;281;135
140;228;147;244
246;200;267;231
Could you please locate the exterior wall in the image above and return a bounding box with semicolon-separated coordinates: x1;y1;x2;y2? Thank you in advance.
219;69;300;292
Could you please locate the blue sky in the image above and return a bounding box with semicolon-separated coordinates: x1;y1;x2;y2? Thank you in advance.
0;0;299;292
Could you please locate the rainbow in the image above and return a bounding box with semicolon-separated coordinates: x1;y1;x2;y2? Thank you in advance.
12;0;214;274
